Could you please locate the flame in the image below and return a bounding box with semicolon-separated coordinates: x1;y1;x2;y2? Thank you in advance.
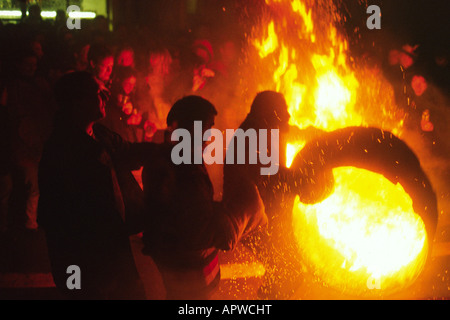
290;0;314;35
253;21;279;58
311;51;361;131
286;141;305;168
246;0;427;296
293;167;428;294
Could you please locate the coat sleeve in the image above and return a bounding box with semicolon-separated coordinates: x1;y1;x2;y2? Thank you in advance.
143;159;267;253
218;165;268;251
93;123;162;170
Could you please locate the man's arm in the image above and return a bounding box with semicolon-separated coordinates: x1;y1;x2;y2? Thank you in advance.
93;123;163;170
218;167;268;251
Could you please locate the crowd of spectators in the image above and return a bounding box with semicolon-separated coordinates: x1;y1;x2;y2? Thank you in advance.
0;6;241;233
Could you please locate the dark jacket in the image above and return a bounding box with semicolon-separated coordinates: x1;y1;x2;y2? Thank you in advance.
141;143;266;298
99;99;143;143
6;76;55;163
38;123;157;299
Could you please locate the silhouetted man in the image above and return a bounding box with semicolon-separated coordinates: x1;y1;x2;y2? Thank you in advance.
141;96;267;300
38;72;155;299
223;91;303;299
87;44;114;92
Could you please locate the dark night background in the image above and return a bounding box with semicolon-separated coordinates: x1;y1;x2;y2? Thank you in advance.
111;0;450;92
0;0;449;301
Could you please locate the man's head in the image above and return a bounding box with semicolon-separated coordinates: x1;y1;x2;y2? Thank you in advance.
27;4;42;21
114;66;137;95
167;95;217;147
116;47;135;67
192;39;214;64
248;91;290;132
54;71;107;126
167;95;217;129
88;44;114;83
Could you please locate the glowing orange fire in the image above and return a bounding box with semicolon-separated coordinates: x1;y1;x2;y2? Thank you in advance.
247;0;428;295
293;167;428;295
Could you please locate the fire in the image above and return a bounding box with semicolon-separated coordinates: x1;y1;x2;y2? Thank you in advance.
290;0;314;35
253;21;278;58
293;167;428;295
286;141;305;168
245;0;428;296
313;67;359;129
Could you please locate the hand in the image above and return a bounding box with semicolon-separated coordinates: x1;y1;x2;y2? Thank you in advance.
192;74;206;92
122;101;133;115
201;67;215;78
144;120;157;135
127;112;142;126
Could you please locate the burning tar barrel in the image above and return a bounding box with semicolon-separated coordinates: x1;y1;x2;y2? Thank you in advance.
290;126;438;296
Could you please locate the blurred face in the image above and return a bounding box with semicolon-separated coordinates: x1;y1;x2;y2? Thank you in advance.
93;56;114;83
195;48;210;64
121;76;136;95
117;49;134;67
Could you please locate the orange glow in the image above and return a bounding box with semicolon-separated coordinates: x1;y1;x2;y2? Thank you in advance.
290;0;314;34
285;141;305;168
247;0;427;296
293;167;428;295
220;262;266;280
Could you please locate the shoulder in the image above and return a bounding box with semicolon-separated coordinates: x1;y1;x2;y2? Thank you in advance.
93;122;124;153
142;144;172;175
